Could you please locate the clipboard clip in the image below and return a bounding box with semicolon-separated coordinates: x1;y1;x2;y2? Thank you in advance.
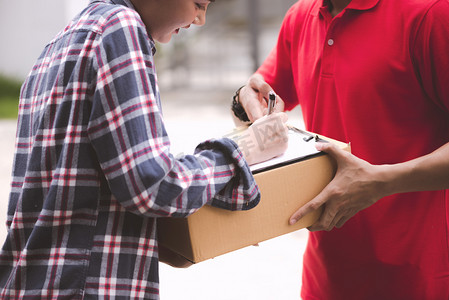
287;125;327;143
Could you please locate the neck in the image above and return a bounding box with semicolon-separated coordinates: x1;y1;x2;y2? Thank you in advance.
329;0;352;16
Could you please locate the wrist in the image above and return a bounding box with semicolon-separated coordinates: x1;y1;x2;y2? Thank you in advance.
231;85;250;123
375;163;409;197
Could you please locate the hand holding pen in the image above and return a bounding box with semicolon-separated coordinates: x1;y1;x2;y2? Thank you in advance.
232;74;286;125
267;91;277;116
235;82;289;164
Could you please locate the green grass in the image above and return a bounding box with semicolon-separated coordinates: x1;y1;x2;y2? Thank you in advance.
0;75;21;119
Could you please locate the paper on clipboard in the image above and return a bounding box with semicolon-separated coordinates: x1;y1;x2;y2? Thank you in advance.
249;126;325;173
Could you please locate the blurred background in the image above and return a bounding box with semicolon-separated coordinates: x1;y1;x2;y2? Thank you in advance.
0;0;309;299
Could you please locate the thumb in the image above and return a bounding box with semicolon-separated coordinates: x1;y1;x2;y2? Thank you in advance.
269;112;288;123
315;141;347;162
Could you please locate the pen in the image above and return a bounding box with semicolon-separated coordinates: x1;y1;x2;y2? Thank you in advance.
267;91;276;115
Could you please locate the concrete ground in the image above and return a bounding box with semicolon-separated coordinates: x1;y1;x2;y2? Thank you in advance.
0;89;308;299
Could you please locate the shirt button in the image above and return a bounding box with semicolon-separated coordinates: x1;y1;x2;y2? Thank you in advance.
327;38;334;46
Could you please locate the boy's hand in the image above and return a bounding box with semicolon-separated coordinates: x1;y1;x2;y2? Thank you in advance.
238;74;285;123
241;112;289;165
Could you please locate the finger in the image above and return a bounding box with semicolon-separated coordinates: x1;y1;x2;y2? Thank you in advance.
315;142;348;160
247;74;286;119
274;97;285;113
325;211;344;231
248;74;274;99
249;76;280;113
241;85;265;122
308;202;340;232
335;214;352;229
266;112;288;123
328;206;359;230
277;112;289;123
289;191;328;225
307;213;329;232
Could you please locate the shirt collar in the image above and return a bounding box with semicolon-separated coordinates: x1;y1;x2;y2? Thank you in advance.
93;0;156;54
108;0;135;9
344;0;380;11
312;0;380;16
89;0;136;9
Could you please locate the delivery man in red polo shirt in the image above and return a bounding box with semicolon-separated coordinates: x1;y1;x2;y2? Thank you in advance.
231;0;449;298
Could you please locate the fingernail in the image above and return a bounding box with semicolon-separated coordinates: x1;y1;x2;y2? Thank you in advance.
289;218;297;225
315;143;324;150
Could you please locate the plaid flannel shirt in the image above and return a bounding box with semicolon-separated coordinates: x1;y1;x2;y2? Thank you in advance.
0;0;260;298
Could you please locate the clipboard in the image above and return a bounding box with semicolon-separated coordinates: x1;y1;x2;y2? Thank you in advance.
250;125;328;174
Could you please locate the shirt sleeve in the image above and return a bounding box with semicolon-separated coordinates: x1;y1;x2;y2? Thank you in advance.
257;3;300;111
88;8;260;218
412;0;449;113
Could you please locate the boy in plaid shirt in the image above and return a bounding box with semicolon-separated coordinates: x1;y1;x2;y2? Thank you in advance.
0;0;288;298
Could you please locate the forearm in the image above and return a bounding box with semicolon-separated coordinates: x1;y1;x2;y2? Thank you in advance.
380;142;449;195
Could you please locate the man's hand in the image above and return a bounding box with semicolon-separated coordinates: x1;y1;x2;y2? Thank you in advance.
289;142;387;231
238;74;285;123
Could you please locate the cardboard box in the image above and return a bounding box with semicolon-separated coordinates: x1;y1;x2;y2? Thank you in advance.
158;132;349;263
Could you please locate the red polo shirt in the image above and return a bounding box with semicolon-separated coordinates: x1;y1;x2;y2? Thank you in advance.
258;0;449;298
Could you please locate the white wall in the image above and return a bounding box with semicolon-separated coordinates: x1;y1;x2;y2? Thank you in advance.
0;0;88;80
0;0;294;83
